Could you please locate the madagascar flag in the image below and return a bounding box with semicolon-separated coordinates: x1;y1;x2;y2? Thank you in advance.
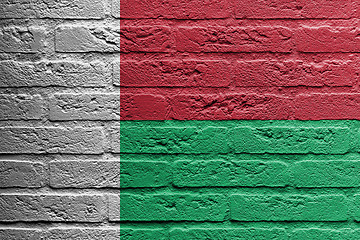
120;0;360;238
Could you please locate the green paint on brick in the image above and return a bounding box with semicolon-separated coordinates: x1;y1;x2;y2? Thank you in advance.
230;127;350;154
173;160;289;187
230;194;348;221
120;121;357;154
120;161;170;188
291;229;360;240
292;160;360;187
120;126;229;153
120;194;226;221
120;229;167;240
353;195;360;221
120;120;360;234
170;228;287;240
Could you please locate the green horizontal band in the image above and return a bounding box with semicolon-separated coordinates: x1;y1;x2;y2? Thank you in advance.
120;120;360;154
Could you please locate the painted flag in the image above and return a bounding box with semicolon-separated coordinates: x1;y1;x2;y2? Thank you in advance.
120;0;360;238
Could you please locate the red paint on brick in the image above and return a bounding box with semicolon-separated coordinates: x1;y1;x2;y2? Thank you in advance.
120;26;174;52
296;27;360;52
233;60;354;87
235;0;357;19
176;26;293;52
120;60;231;87
120;94;168;120
120;0;230;19
169;94;293;120
120;2;360;120
294;94;360;120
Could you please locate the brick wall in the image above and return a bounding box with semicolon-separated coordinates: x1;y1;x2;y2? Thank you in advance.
0;0;120;239
120;0;360;239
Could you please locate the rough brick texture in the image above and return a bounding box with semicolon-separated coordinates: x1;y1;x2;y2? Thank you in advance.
119;0;360;237
230;194;348;221
170;228;287;240
120;121;360;237
176;26;293;53
0;26;45;53
0;94;44;120
3;0;360;238
0;195;107;222
120;194;226;221
0;127;104;154
0;0;119;237
50;160;120;188
0;61;107;87
50;93;120;120
234;0;358;19
120;0;230;19
0;161;45;188
173;160;289;187
56;26;120;53
0;0;105;19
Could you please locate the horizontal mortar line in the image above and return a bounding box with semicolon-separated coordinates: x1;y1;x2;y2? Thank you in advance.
120;185;360;190
118;220;353;223
0;85;115;88
0;221;113;225
0;191;118;195
0;222;119;227
120;51;294;54
117;152;359;156
0;152;111;158
0;17;117;21
119;86;356;89
0;187;120;191
119;17;358;21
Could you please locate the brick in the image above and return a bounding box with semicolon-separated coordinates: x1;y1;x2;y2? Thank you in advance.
108;194;120;221
120;194;226;221
0;161;45;188
56;26;119;53
121;161;170;188
230;127;351;154
120;229;167;240
120;127;229;153
0;195;106;222
294;94;360;120
50;160;120;188
291;229;360;240
235;0;356;19
50;93;120;121
0;94;43;120
109;127;120;153
120;94;169;120
0;0;105;19
120;26;173;52
292;161;360;187
120;0;230;19
0;61;107;87
231;194;348;221
0;229;43;240
169;94;293;120
176;26;293;52
170;228;287;240
0;127;104;154
0;26;44;53
48;228;120;240
120;60;231;87
296;27;360;52
112;0;120;18
233;60;354;87
113;61;120;86
353;195;360;221
173;160;289;187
